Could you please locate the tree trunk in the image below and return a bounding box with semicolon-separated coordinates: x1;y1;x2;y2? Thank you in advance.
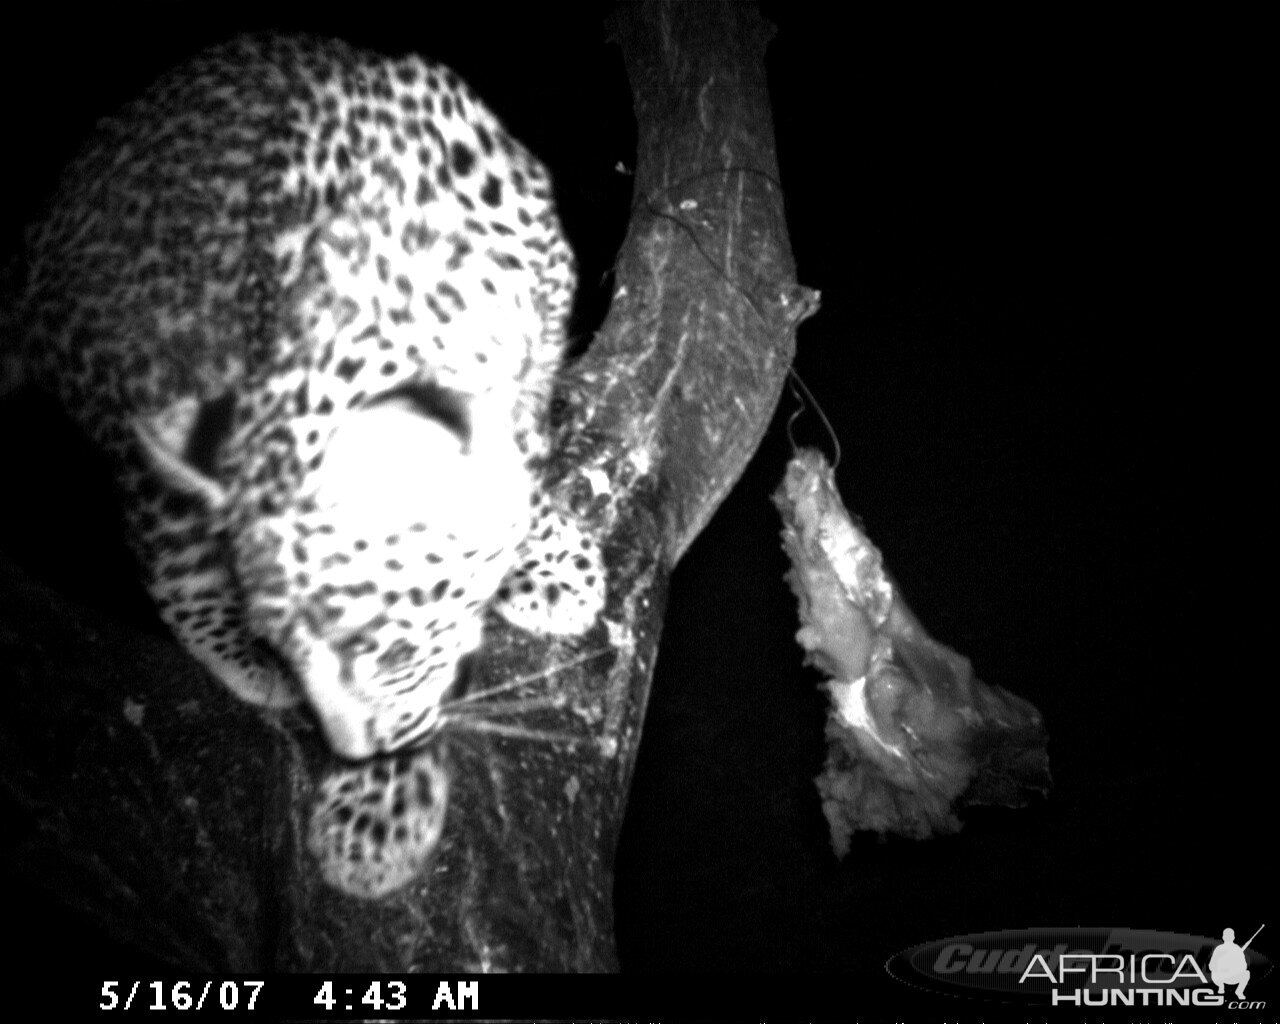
1;1;813;972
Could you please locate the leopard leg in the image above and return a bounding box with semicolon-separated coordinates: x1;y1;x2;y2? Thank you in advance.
493;499;606;637
308;748;450;899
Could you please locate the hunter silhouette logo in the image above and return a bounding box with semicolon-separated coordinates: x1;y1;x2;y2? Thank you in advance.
1211;925;1263;999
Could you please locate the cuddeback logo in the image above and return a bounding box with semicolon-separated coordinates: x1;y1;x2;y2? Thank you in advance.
886;925;1270;1008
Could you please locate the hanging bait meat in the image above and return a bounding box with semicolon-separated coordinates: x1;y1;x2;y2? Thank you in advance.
774;448;1050;856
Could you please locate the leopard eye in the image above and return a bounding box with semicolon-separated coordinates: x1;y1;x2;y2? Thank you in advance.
369;381;471;446
183;392;238;477
334;631;377;658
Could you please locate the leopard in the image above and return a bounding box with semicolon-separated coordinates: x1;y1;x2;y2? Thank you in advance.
9;34;607;898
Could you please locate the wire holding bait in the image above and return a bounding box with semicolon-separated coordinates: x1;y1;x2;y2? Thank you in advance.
786;366;841;471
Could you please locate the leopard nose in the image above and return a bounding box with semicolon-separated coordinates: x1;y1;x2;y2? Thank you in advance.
290;620;380;760
316;706;377;760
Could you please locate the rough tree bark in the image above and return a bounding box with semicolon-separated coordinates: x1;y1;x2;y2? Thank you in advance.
1;1;815;971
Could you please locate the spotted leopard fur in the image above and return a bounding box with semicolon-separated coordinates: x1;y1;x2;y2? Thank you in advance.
15;35;606;898
308;749;451;899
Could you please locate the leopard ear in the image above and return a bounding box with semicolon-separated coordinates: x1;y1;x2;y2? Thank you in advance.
132;394;234;510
